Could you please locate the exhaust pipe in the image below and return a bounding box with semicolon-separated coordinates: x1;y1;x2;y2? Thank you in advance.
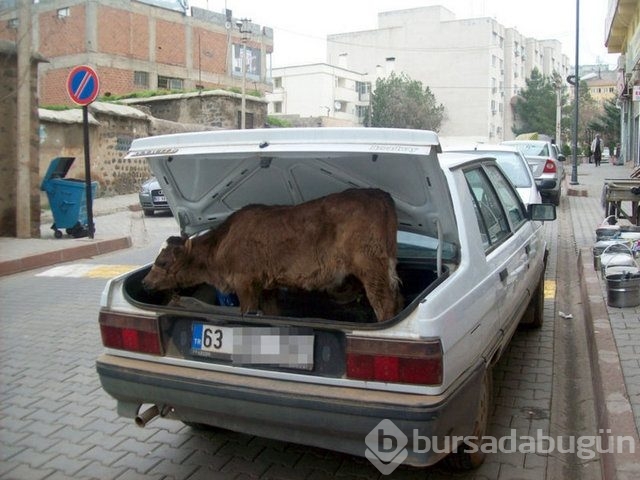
135;405;160;427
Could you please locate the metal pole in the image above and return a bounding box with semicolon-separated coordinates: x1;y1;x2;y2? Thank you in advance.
241;40;246;129
83;105;94;239
570;0;580;185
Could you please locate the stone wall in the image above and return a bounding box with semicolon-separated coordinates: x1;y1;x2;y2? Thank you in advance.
38;90;267;200
121;90;269;129
39;103;153;201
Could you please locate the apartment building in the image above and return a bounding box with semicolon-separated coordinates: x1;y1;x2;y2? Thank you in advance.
606;0;640;166
326;5;570;143
267;61;370;126
0;0;274;107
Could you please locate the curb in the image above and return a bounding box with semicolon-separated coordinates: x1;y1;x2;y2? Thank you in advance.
577;248;640;480
0;236;132;277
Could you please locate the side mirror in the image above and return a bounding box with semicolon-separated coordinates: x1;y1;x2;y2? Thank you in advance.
557;154;566;162
528;203;556;222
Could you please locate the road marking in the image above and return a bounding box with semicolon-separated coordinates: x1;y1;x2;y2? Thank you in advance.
544;280;556;299
37;264;139;278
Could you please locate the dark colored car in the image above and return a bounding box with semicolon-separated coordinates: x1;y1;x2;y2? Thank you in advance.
138;177;171;216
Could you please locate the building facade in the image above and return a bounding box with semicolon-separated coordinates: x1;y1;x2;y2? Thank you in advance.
606;0;640;166
267;61;370;126
0;0;274;108
326;6;570;143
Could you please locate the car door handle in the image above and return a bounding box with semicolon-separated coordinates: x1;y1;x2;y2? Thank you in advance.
499;268;508;282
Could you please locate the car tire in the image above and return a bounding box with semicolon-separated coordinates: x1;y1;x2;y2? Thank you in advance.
442;368;492;470
553;191;561;206
143;209;154;216
520;269;545;329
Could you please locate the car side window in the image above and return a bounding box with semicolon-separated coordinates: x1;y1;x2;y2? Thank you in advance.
465;168;511;250
485;165;527;230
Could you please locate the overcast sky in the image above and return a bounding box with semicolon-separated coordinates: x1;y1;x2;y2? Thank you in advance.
192;0;618;69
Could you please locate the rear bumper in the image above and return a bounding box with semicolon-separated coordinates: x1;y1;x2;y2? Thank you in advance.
535;178;558;191
96;354;484;467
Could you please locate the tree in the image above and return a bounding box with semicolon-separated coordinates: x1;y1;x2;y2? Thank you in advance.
512;68;557;137
588;97;621;151
370;72;445;131
565;80;598;152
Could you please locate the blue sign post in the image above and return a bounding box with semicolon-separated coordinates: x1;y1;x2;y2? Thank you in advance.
66;66;100;238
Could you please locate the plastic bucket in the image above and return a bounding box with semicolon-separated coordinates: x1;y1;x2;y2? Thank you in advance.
606;273;640;308
593;240;629;271
599;243;635;276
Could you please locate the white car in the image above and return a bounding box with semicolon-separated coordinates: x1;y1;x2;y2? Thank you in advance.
96;128;555;470
445;144;542;206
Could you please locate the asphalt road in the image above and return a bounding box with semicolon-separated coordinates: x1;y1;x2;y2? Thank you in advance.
0;205;603;480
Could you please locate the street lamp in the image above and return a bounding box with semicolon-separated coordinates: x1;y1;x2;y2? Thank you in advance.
236;18;251;129
569;0;580;185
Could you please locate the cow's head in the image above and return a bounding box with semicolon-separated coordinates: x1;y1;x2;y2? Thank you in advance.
142;235;196;291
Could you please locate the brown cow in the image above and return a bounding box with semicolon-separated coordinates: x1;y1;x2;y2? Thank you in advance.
142;188;401;322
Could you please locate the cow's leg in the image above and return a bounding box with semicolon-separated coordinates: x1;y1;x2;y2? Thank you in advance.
235;282;263;314
356;258;401;322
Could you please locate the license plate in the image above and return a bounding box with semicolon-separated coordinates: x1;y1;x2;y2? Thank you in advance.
192;324;234;354
153;195;166;203
191;324;314;369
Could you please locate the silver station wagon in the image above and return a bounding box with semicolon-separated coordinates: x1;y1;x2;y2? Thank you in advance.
96;128;555;470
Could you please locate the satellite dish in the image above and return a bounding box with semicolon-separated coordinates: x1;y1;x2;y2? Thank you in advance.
225;21;232;30
334;101;342;110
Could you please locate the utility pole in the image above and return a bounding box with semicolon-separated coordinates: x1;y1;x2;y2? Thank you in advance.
570;0;580;185
236;18;251;129
16;0;32;238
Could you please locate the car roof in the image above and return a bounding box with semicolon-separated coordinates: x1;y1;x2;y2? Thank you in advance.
502;140;547;145
445;144;521;154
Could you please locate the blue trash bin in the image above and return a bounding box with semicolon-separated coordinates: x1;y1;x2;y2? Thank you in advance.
41;157;98;238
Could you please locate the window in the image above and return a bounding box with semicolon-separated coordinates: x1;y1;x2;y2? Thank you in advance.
7;18;18;29
134;71;149;88
273;101;282;113
485;165;527;229
273;77;282;88
157;75;183;90
465;168;511;250
57;7;70;18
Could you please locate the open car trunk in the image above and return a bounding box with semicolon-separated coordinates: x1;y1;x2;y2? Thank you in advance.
123;253;452;326
124;128;460;327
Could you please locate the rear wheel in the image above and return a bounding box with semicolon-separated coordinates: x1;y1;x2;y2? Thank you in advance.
143;208;154;216
443;368;493;470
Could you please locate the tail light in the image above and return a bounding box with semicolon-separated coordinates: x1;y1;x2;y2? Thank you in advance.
346;337;443;385
542;159;556;174
99;311;162;355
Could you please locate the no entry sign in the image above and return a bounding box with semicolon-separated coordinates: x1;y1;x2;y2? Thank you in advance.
66;65;100;106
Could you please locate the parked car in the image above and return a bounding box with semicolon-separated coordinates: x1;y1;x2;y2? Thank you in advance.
445;144;542;206
501;140;565;205
97;128;555;470
138;177;170;216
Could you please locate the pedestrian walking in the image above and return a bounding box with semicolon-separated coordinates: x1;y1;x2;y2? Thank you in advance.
591;134;603;167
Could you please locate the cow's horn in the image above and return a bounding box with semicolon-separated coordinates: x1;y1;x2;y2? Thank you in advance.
184;238;192;255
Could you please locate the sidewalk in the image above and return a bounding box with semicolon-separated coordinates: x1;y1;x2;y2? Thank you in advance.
564;159;640;479
0;193;138;276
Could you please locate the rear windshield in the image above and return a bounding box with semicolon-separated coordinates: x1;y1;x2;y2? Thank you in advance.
493;152;532;188
506;142;549;157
